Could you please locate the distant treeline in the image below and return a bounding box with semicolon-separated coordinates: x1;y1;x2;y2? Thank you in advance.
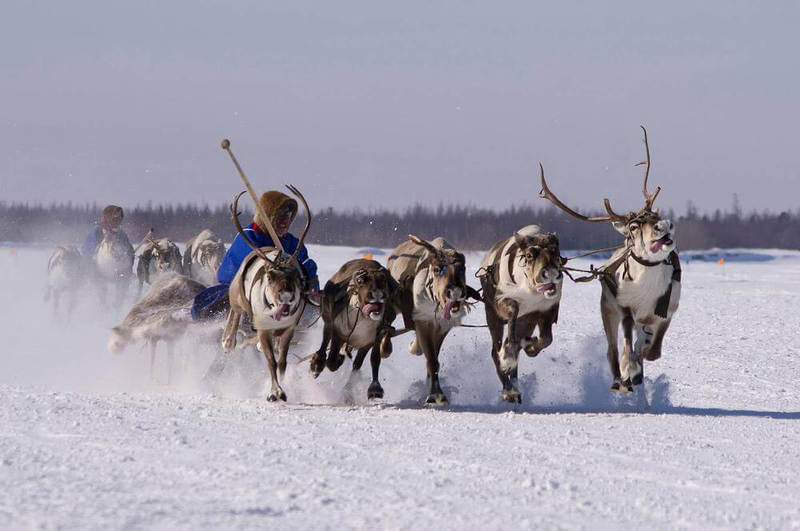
1;201;798;251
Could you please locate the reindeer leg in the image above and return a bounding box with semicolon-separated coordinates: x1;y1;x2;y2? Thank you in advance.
52;290;60;318
523;316;554;357
166;341;175;385
601;294;624;392
618;314;635;393
277;329;293;378
643;319;671;362
221;309;241;353
259;331;285;402
352;346;370;371
367;341;384;400
148;340;157;382
326;335;346;372
418;325;446;406
310;325;331;378
500;300;520;365
486;302;520;403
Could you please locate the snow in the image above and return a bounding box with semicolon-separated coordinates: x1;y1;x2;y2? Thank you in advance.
1;244;800;529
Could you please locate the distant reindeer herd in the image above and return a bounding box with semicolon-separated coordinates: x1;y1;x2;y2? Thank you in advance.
45;127;681;406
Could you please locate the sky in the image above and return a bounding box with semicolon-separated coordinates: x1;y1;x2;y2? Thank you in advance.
2;1;799;215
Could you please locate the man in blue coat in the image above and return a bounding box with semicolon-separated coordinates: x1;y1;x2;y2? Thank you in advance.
192;190;319;320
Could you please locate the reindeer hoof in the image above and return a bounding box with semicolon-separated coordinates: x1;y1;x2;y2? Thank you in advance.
643;348;661;361
501;389;521;404
310;354;326;378
409;339;421;355
268;390;287;402
326;353;345;372
523;344;541;357
631;373;643;386
611;379;633;393
221;338;236;354
425;393;448;406
367;382;384;400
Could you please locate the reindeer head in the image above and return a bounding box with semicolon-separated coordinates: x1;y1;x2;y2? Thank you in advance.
409;235;468;321
539;126;676;262
513;231;563;299
262;260;305;322
348;266;392;321
148;238;180;273
107;326;130;354
197;240;225;273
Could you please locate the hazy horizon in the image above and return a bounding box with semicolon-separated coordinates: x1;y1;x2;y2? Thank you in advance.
3;1;799;216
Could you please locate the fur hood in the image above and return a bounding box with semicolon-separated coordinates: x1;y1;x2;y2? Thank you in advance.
254;191;298;228
100;205;124;229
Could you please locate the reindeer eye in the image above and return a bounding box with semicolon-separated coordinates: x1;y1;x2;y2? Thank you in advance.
629;223;640;232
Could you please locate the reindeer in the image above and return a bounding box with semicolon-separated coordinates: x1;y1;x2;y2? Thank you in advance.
387;235;479;406
136;236;183;291
93;227;135;306
45;245;84;317
183;229;226;286
108;273;205;383
309;259;397;400
218;138;313;402
478;225;565;403
539;126;681;393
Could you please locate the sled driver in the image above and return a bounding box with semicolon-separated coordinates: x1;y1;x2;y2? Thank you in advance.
192;190;319;320
81;205;133;257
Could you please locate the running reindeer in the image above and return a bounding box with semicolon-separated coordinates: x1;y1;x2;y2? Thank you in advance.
478;225;565;403
183;229;226;286
219;139;312;402
45;245;84;317
387;235;479;406
136;234;183;292
309;259;397;400
94;225;135;307
539;126;681;393
108;274;205;383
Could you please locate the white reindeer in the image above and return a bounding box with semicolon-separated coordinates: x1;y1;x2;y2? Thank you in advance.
539;126;681;393
108;274;205;383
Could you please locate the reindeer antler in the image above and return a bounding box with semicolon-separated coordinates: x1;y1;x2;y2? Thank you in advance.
285;184;311;263
408;234;442;256
636;126;661;210
231;191;273;265
538;163;624;222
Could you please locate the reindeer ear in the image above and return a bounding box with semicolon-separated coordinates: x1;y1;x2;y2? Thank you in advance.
612;221;629;236
409;234;436;252
513;232;526;246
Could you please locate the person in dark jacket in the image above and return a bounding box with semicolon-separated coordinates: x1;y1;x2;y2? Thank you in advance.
81;205;133;257
192;190;319;320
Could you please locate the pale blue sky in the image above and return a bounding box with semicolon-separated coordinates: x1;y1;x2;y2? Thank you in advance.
2;1;798;214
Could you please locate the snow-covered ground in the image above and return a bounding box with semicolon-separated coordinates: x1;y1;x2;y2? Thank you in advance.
1;244;799;529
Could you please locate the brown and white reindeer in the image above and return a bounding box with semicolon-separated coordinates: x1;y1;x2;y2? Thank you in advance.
218;138;313;402
93;226;135;307
45;245;84;317
136;235;183;291
539;126;681;393
183;229;226;286
478;224;565;403
387;235;480;406
309;259;398;400
108;273;205;383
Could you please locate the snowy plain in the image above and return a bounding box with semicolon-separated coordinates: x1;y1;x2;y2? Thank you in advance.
1;244;799;530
